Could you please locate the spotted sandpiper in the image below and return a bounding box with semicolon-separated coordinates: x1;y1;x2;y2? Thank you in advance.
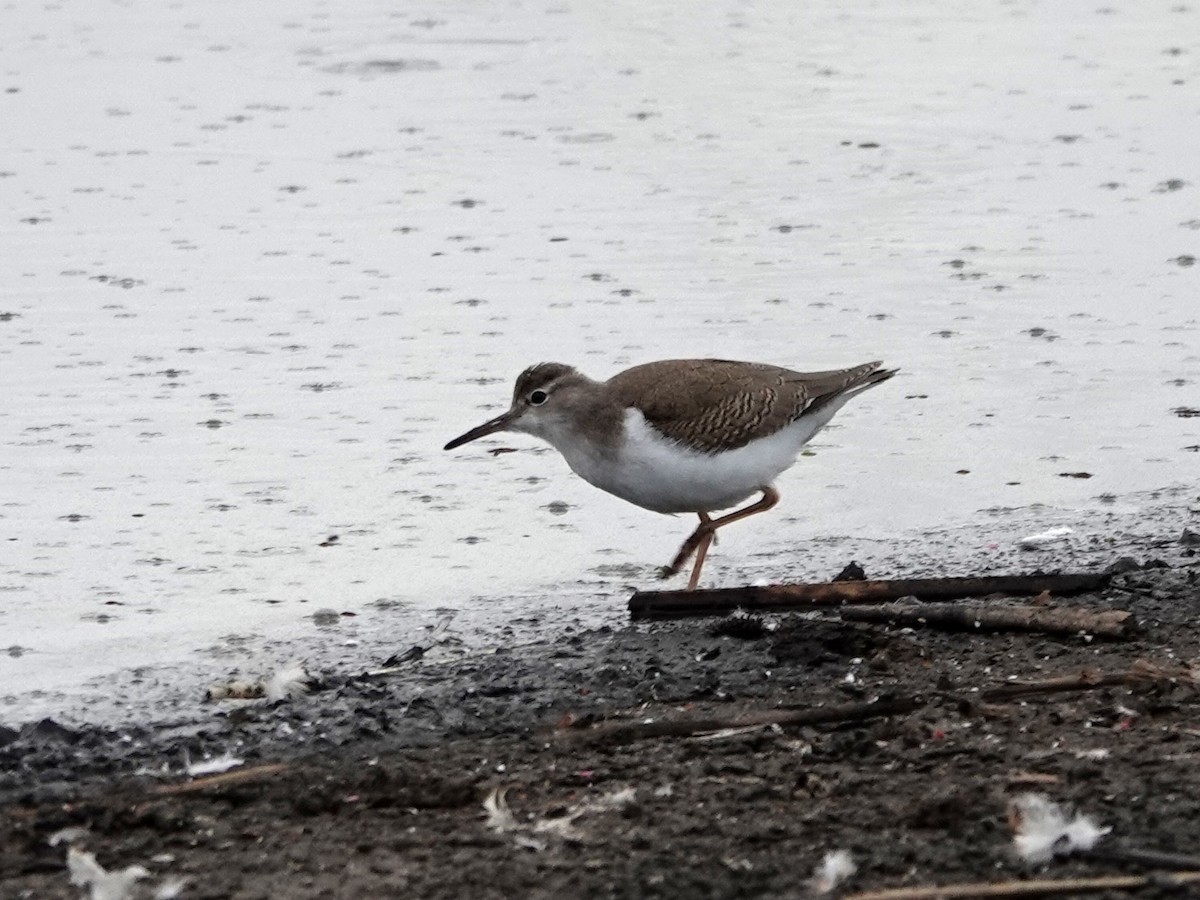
444;358;897;589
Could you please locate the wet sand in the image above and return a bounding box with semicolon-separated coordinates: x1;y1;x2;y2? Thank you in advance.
3;534;1200;897
3;0;1198;721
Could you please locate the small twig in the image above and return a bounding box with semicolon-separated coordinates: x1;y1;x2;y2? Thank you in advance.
688;724;775;742
982;669;1122;700
560;694;925;745
1005;772;1060;787
152;763;289;795
562;658;1189;746
363;665;412;677
982;660;1197;702
844;870;1200;900
1080;844;1200;870
840;602;1134;639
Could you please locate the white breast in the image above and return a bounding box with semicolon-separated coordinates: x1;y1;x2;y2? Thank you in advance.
547;406;844;514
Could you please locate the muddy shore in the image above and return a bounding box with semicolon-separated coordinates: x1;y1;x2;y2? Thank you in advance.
4;539;1200;899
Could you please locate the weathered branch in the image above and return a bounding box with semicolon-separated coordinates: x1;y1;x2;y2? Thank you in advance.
1080;844;1200;870
981;660;1198;701
559;694;924;745
629;573;1110;619
152;763;290;795
840;602;1134;639
844;871;1200;900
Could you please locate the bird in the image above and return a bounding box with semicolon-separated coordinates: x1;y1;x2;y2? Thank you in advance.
444;358;897;590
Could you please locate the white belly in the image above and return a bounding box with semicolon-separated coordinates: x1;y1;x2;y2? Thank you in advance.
549;408;839;514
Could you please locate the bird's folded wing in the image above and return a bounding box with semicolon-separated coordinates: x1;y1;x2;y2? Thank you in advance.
608;359;882;453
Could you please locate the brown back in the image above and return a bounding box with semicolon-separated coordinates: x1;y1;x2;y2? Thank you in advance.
606;359;891;452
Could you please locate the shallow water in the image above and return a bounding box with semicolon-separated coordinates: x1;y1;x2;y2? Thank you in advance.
1;0;1197;723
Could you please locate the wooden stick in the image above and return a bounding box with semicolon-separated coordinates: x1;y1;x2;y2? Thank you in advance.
840;602;1134;639
560;694;924;745
844;870;1200;900
981;660;1197;701
1081;844;1200;870
628;573;1110;619
152;763;289;795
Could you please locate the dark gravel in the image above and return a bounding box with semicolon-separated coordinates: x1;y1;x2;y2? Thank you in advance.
3;560;1200;899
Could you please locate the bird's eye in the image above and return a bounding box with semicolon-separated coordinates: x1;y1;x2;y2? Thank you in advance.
529;389;549;406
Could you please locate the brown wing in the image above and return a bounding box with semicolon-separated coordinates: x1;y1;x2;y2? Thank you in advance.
605;359;891;453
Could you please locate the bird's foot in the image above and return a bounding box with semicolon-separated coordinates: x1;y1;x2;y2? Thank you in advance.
660;524;716;580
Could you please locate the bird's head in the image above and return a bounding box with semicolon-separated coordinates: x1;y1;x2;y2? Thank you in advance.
443;362;593;450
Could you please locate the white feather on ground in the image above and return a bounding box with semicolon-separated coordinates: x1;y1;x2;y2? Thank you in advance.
1009;793;1110;863
184;752;244;777
1017;526;1074;550
67;847;150;900
59;839;186;900
482;787;549;851
482;785;636;849
152;876;189;899
205;660;313;703
49;826;91;847
264;659;312;702
809;849;857;893
483;786;519;832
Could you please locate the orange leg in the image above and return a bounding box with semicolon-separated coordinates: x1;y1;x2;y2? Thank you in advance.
659;486;782;590
686;513;715;591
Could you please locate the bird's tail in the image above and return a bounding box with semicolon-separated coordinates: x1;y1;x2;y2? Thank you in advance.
807;361;898;413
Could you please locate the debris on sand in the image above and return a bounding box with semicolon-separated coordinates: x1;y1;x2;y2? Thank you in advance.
55;834;186;900
203;680;263;702
482;785;520;832
7;561;1200;899
1017;526;1074;550
184;752;244;777
630;572;1107;618
981;658;1200;701
152;878;189;900
482;785;637;850
833;561;867;582
49;826;91;847
67;846;149;900
204;660;313;703
708;607;773;639
263;659;314;702
153;763;289;796
561;693;923;745
810;848;857;893
1008;793;1110;864
841;601;1134;639
857;792;1200;899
